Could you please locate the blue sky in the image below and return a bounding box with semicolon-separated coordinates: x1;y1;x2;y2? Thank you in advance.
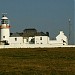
0;0;74;43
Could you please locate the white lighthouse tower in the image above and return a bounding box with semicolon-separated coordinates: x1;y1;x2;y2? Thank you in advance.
0;14;10;44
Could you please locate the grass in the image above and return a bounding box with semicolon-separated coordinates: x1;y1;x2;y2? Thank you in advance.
0;48;75;75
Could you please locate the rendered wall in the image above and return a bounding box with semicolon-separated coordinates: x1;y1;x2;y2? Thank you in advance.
35;36;49;44
0;28;10;42
9;37;23;44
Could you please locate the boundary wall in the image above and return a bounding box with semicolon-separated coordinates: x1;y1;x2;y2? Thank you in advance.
0;44;75;48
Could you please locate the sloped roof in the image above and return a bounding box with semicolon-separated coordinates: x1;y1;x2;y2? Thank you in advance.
22;32;46;37
36;32;46;36
10;33;21;37
22;33;36;37
10;28;48;37
23;28;37;33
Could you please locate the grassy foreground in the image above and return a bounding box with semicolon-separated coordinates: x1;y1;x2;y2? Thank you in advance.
0;48;75;75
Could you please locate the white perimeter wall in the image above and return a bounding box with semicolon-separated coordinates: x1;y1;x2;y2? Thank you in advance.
0;44;75;48
49;40;64;45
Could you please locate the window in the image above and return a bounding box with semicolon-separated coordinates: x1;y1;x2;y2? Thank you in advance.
15;38;17;41
3;36;5;38
41;43;42;44
40;37;42;40
26;39;28;42
1;19;8;24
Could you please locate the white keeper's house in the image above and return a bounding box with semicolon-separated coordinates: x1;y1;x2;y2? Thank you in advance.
0;14;68;48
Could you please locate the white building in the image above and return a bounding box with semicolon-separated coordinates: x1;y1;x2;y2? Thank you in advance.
0;14;68;48
49;31;68;45
35;36;49;44
56;31;68;45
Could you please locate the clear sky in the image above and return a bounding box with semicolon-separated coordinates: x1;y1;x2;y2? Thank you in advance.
0;0;74;44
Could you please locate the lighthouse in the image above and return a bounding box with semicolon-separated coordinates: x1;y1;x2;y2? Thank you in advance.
0;14;10;44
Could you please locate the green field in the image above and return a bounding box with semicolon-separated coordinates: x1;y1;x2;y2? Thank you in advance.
0;48;75;75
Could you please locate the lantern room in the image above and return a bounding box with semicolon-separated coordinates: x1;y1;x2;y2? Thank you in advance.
0;14;10;28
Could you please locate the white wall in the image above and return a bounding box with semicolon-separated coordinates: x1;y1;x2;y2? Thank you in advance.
0;44;75;48
9;37;23;44
23;37;34;44
0;28;10;42
35;36;49;44
29;37;35;44
49;40;63;45
23;37;29;44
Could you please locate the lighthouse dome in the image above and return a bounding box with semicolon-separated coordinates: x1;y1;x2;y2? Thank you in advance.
1;16;8;20
1;15;9;24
